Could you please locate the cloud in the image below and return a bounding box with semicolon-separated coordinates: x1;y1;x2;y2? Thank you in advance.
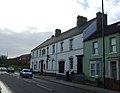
0;28;53;58
76;0;89;10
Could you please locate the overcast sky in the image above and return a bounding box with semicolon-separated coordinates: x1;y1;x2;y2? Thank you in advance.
0;0;120;58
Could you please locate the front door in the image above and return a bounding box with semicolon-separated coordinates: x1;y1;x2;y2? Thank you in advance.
41;60;44;73
76;55;83;74
59;61;65;73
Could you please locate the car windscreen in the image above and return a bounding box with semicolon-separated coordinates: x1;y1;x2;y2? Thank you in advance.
23;70;31;72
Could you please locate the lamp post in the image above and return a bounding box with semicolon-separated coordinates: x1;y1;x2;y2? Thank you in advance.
102;0;106;89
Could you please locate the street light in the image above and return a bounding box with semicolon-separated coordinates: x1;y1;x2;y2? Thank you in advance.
102;0;106;89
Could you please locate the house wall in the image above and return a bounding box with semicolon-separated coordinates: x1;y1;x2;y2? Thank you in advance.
30;33;83;75
83;33;120;81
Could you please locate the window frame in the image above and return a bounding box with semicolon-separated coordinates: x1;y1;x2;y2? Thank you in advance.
109;37;117;53
52;45;55;54
90;61;100;77
60;42;64;52
69;39;73;50
92;41;98;55
69;57;73;69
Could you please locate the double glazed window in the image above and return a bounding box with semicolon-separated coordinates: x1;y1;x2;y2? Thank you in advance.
110;37;116;53
92;41;98;55
90;62;100;77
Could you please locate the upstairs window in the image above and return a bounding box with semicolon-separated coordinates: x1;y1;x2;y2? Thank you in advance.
60;42;64;52
47;47;49;55
42;49;46;55
92;41;98;55
110;37;116;53
52;45;55;54
36;50;38;57
69;39;73;50
39;50;41;57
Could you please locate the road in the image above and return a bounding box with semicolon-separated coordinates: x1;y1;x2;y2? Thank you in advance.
0;72;94;93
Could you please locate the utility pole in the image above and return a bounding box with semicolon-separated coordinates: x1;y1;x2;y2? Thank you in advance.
102;0;106;89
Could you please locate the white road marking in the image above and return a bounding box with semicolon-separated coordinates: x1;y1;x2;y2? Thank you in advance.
36;84;53;92
0;80;13;93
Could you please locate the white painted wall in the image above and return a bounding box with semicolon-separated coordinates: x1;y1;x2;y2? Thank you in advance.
30;20;96;75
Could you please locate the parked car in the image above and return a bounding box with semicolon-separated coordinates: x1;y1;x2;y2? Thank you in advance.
1;67;7;71
20;69;33;78
7;67;15;73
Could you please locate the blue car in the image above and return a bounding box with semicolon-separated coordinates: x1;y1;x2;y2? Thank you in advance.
20;69;33;79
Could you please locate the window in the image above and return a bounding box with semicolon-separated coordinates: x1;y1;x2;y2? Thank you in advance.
51;59;54;70
32;52;34;58
60;42;64;52
36;50;38;57
47;47;49;55
52;45;55;54
90;62;100;77
39;50;41;57
69;57;73;69
42;49;46;55
110;37;116;53
93;41;98;55
69;39;73;50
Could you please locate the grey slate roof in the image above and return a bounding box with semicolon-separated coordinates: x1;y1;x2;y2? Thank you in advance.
84;21;120;42
31;18;96;51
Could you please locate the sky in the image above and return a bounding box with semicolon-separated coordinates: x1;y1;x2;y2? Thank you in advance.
0;0;120;58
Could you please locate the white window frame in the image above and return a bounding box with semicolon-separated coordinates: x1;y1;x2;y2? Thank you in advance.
109;37;117;53
92;41;98;55
90;61;100;77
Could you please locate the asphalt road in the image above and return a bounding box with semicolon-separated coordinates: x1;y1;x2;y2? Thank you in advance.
0;72;94;93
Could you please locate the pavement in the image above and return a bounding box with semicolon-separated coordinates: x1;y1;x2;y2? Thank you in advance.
33;74;120;93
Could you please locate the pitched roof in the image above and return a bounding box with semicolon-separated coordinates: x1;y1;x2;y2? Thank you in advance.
31;18;96;51
84;21;120;42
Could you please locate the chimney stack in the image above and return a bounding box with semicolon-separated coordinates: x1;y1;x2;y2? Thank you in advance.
96;12;107;30
55;29;61;37
77;15;87;28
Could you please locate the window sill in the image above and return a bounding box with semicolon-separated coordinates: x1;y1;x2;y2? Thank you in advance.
109;52;117;54
92;54;99;56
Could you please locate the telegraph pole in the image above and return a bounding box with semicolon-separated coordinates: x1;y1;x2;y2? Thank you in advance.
102;0;106;89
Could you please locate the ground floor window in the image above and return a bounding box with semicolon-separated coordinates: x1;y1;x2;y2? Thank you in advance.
69;57;73;69
90;61;100;77
34;62;37;70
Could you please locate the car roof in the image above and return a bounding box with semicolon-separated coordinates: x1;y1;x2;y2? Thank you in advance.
22;69;30;71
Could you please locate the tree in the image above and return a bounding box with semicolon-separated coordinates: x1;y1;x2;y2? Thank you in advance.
0;55;7;60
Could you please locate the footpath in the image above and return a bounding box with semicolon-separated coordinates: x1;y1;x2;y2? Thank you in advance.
33;74;120;93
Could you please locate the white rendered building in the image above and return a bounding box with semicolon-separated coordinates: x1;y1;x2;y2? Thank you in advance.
30;15;96;79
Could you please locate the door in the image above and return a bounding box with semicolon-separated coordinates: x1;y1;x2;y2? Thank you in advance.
41;60;44;73
59;61;65;73
76;55;83;74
